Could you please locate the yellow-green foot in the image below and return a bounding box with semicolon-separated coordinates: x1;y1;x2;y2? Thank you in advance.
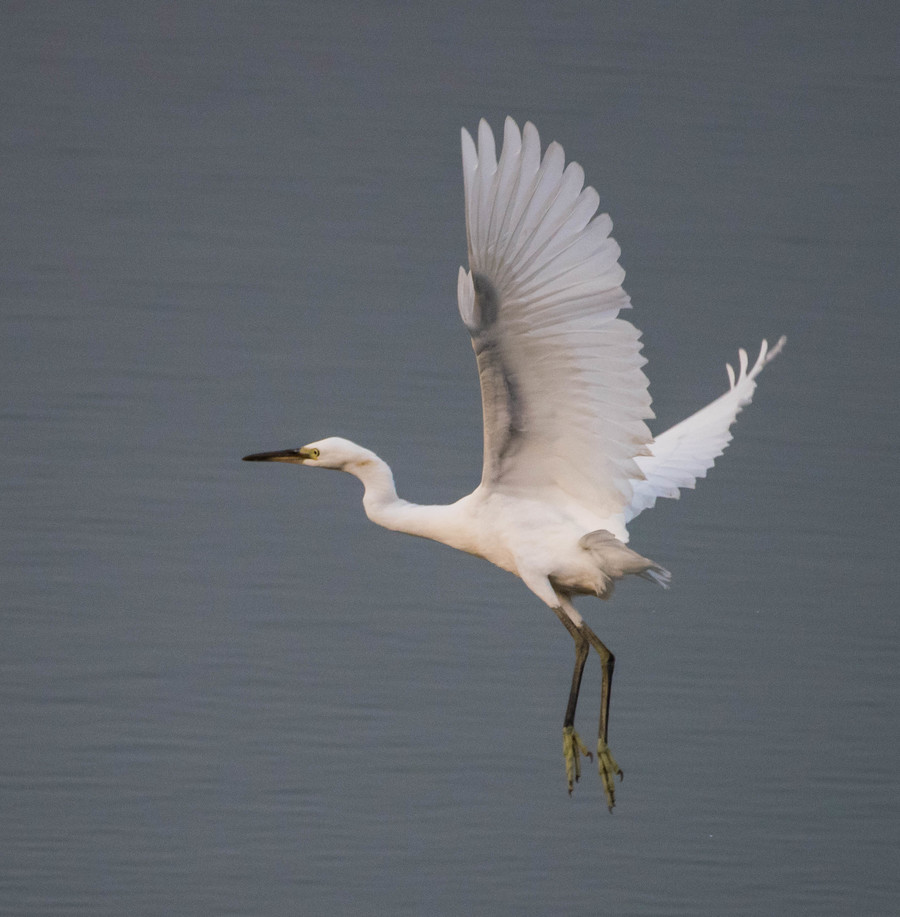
563;726;592;794
597;737;623;811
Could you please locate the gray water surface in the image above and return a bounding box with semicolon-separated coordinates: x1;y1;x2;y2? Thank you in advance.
2;3;898;915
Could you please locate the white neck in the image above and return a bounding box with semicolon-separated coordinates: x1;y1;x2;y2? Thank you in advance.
345;453;466;547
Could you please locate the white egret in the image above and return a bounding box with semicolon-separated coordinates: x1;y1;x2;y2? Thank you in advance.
244;117;784;809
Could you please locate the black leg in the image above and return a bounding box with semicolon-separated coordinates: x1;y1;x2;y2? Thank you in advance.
564;633;589;729
551;605;592;793
577;620;623;810
578;621;616;745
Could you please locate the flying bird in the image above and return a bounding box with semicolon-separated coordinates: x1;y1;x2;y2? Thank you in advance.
244;118;784;809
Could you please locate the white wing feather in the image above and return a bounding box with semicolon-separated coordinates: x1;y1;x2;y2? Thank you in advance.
459;118;653;519
626;336;786;522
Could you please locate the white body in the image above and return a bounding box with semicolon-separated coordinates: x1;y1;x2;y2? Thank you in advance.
351;450;662;609
244;118;784;806
247;117;784;619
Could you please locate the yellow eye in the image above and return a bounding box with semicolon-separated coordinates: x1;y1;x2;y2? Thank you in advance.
310;448;320;459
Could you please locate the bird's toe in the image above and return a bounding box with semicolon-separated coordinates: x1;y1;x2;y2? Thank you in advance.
596;737;623;811
562;726;592;794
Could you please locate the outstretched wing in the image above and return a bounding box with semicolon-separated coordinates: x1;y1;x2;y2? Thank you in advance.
458;118;653;519
625;337;786;522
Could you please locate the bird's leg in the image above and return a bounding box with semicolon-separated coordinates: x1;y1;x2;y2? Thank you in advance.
551;606;592;794
578;620;624;811
562;634;592;793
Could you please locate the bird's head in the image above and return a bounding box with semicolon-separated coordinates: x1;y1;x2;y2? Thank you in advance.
243;436;376;472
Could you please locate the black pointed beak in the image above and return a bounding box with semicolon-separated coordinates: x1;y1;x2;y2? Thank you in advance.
242;449;304;462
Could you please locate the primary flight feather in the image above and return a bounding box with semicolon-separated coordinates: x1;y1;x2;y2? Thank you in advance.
244;117;784;809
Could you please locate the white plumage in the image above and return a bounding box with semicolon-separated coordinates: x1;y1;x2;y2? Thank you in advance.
628;337;784;521
244;117;785;809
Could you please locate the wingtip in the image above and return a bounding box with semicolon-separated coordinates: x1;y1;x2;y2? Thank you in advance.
766;335;787;362
477;118;496;167
748;335;787;379
502;116;521;154
461;126;477;174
